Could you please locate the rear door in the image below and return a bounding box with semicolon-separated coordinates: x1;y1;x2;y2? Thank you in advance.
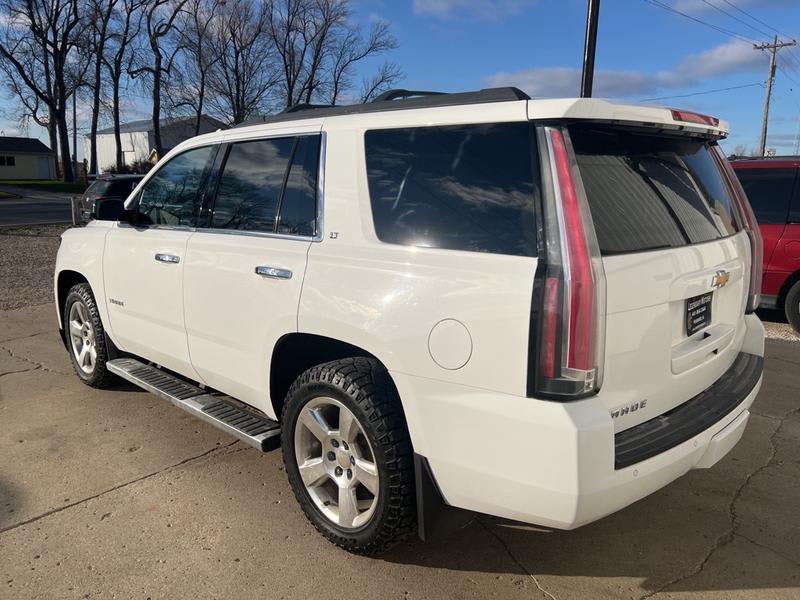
183;132;321;414
568;125;749;432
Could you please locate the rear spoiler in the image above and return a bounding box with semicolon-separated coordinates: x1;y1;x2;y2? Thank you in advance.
527;98;729;140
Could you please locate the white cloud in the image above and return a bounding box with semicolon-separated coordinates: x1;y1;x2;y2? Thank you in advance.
485;39;769;98
412;0;536;20
674;0;793;13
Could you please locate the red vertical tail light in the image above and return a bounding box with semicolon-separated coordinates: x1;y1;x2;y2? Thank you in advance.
532;127;606;400
714;150;764;313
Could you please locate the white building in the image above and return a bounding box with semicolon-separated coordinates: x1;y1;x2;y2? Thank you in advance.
85;115;227;174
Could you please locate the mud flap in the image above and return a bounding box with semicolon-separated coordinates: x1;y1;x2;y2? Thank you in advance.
415;453;474;542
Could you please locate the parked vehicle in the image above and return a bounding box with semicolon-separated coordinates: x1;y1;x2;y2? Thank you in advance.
74;174;144;222
730;156;800;332
54;88;765;555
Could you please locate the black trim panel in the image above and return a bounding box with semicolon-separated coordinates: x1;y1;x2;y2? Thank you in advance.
614;352;763;470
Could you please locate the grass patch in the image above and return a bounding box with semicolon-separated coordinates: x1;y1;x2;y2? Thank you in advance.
0;179;86;193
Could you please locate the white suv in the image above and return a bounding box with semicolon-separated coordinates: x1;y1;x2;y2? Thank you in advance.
55;88;765;555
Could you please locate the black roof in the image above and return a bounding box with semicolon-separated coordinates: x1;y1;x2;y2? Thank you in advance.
235;87;530;129
0;136;53;154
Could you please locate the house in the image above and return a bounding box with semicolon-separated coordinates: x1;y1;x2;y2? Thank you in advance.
0;137;56;180
85;115;227;174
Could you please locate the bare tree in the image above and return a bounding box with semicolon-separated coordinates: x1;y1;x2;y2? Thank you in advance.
205;0;278;124
359;61;403;103
86;0;119;174
267;0;399;109
103;0;144;171
0;0;85;181
168;0;221;134
129;0;188;158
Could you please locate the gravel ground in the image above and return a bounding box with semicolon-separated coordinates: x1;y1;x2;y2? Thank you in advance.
0;224;69;311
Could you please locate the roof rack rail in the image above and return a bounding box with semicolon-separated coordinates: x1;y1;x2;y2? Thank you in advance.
371;89;448;103
282;103;333;114
232;86;531;129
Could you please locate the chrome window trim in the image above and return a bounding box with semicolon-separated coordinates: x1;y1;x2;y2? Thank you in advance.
123;131;326;241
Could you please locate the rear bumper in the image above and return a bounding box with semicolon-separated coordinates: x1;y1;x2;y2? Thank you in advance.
397;313;765;530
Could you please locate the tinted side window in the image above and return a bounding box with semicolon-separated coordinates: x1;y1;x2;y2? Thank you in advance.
277;136;320;236
137;146;214;226
364;123;537;257
212;138;294;231
735;168;795;225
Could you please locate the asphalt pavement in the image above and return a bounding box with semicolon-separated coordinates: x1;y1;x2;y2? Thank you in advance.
0;187;72;226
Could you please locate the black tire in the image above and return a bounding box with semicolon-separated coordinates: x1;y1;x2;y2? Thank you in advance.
63;282;117;388
785;279;800;334
281;357;416;555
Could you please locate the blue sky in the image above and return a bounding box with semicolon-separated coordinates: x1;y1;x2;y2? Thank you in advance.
355;0;800;154
2;0;799;157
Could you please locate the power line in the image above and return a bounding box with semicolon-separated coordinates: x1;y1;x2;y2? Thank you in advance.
643;0;756;44
697;0;772;39
717;0;794;40
776;64;800;89
639;82;764;102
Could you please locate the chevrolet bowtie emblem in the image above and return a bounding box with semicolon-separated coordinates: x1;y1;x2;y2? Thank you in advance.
711;269;730;289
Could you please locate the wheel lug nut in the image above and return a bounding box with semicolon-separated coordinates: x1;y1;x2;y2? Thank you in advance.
331;440;339;448
327;451;335;461
335;466;343;476
347;469;353;479
350;456;355;466
342;441;349;451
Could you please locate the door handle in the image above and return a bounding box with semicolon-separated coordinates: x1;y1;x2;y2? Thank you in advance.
154;253;180;264
255;265;292;279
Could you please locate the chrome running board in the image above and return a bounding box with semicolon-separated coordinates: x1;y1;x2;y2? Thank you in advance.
107;357;280;451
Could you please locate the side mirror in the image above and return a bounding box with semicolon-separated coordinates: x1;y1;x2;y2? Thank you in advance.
92;198;127;221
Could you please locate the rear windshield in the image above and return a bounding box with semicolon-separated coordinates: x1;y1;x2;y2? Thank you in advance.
91;179;139;198
569;126;739;255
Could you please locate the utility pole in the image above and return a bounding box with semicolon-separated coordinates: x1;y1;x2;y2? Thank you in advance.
580;0;601;98
755;35;797;157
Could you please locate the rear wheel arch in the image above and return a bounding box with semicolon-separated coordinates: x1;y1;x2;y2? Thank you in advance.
269;333;398;422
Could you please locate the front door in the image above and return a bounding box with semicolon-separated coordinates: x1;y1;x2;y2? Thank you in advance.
103;144;216;379
184;133;321;413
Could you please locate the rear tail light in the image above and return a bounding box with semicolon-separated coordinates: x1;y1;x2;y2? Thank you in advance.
531;127;606;400
670;109;720;127
714;150;763;313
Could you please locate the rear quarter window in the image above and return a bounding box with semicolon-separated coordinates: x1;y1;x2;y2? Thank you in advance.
734;167;796;225
364;122;538;257
570;126;739;255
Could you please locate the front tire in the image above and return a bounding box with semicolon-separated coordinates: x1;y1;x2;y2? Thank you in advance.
63;282;116;388
785;280;800;334
281;357;416;555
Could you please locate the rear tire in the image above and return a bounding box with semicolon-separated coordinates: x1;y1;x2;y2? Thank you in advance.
63;283;117;388
785;280;800;334
281;357;416;555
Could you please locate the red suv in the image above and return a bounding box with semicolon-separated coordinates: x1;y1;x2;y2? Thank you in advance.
731;156;800;332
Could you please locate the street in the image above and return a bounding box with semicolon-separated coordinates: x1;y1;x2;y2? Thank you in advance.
0;187;72;227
